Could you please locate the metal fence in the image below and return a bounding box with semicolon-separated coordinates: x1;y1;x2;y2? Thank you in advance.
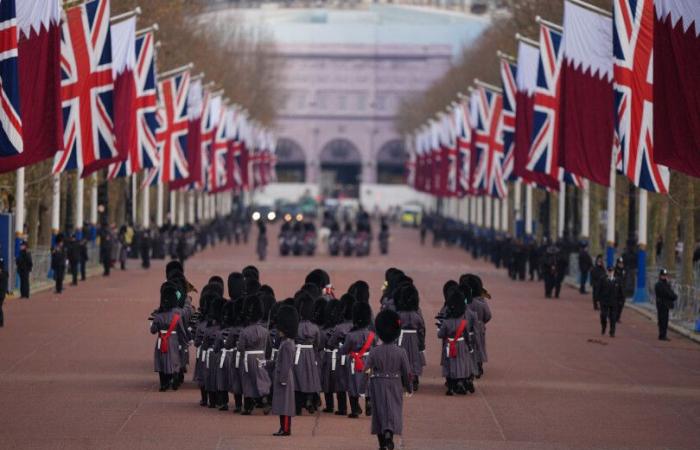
24;244;101;287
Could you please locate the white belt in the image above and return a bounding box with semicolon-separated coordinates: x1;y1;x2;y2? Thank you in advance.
235;350;241;369
205;348;214;368
220;349;233;369
196;347;201;359
156;330;176;350
295;344;314;365
271;348;278;361
350;351;369;374
445;337;464;357
398;329;417;346
324;349;338;371
243;350;265;372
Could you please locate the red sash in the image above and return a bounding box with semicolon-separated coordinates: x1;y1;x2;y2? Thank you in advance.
323;284;336;299
350;331;375;372
448;320;467;358
160;313;180;354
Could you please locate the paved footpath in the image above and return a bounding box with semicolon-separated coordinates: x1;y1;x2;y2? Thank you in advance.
1;227;699;450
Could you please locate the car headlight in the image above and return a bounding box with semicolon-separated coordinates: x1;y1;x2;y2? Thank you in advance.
252;211;261;221
296;213;303;222
284;213;292;222
267;211;276;221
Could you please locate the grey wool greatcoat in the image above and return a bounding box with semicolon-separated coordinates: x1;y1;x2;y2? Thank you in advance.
438;317;473;379
224;325;243;395
271;338;296;417
468;297;492;363
151;310;188;375
171;306;191;371
237;323;271;398
397;310;426;376
203;324;221;392
215;327;233;392
366;343;412;435
326;321;353;392
339;327;375;397
319;326;337;393
293;320;322;393
193;320;208;385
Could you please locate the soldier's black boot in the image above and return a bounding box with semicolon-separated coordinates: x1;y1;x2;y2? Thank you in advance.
241;397;254;415
466;376;476;394
199;388;208;406
158;372;168;392
365;396;372;416
348;396;361;418
322;393;334;413
412;376;419;392
218;391;229;411
294;391;303;416
445;378;455;396
383;430;395;450
335;392;347;415
233;394;242;413
208;391;217;408
377;434;387;450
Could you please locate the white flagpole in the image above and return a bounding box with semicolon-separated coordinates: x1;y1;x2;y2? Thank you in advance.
142;177;150;229
605;157;616;267
76;176;84;238
493;198;501;231
170;190;177;225
484;197;492;229
557;181;566;238
131;174;137;226
51;174;61;240
188;191;195;224
177;191;185;227
581;179;590;239
501;194;509;232
634;188;648;302
156;182;164;227
514;180;522;223
90;173;98;237
15;168;24;243
196;192;203;221
525;183;533;236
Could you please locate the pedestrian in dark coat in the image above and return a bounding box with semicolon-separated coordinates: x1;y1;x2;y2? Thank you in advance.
140;230;151;269
654;269;677;341
15;241;32;298
394;283;425;391
51;237;66;294
271;305;299;436
578;245;593;294
66;234;80;286
599;266;623;337
150;282;188;391
326;293;355;415
590;255;606;310
100;232;112;276
614;257;628;322
0;259;8;327
339;301;375;418
238;294;272;414
257;222;268;261
320;299;342;413
367;309;412;450
438;288;475;395
293;293;322;415
78;235;88;280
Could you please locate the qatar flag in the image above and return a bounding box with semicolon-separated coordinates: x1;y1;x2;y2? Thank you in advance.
513;40;558;191
559;0;614;186
654;0;700;178
110;17;135;165
1;0;62;173
170;77;202;190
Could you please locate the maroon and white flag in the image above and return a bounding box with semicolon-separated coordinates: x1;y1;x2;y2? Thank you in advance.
110;17;135;165
1;0;62;173
559;0;614;186
653;0;700;178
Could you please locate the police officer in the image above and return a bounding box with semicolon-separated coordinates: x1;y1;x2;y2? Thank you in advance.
15;240;32;298
51;236;66;294
654;269;677;341
599;266;623;337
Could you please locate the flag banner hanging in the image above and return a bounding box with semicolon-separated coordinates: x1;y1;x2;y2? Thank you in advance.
560;0;614;187
653;0;700;179
170;77;202;190
107;31;158;179
471;86;506;198
614;0;669;193
195;90;215;192
107;17;135;177
455;99;471;196
53;0;117;177
0;0;22;158
1;0;62;173
500;59;517;182
209;101;230;193
157;71;190;187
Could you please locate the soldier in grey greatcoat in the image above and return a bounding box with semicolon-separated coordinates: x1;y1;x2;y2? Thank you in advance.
394;283;426;392
293;293;322;415
320;300;343;413
193;286;215;406
203;296;224;408
366;309;413;450
326;294;355;415
438;288;475;396
461;274;492;378
271;305;299;436
238;294;272;414
150;282;188;392
339;301;375;418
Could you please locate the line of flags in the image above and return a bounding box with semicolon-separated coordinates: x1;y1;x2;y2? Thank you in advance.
0;0;276;195
407;0;699;200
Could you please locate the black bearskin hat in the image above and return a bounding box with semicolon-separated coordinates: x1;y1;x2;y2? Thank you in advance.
245;278;261;296
312;298;327;326
300;282;322;300
268;301;282;328
276;305;299;339
206;279;224;298
352;301;372;329
209;275;224;289
324;300;344;328
297;291;315;321
305;268;330;290
446;288;466;319
207;294;225;323
260;284;275;298
340;293;356;321
222;301;236;327
242;294;263;324
199;284;217;314
375;309;401;344
242;265;260;282
160;281;179;311
443;280;459;301
260;291;276;322
396;283;419;312
232;297;244;326
227;272;245;301
459;273;488;300
166;260;183;279
349;280;370;304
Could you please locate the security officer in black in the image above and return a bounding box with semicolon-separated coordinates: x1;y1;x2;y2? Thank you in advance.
599;266;623;337
16;240;32;298
654;268;677;341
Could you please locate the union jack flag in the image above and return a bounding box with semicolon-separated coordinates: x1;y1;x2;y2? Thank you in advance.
195;90;215;191
528;24;583;189
500;59;517;182
471;86;506;198
54;0;116;177
455;99;471;195
108;32;158;179
0;0;22;157
613;0;669;193
209;104;229;192
157;71;190;186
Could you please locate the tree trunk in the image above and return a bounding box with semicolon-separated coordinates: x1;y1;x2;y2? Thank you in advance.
680;174;695;287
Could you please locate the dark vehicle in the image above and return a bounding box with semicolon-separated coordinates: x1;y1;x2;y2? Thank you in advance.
379;229;389;255
328;230;341;256
279;222;293;256
303;222;317;256
355;230;370;257
292;221;304;256
341;225;355;257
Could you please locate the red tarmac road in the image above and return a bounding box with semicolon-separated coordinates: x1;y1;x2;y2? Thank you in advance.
1;226;699;449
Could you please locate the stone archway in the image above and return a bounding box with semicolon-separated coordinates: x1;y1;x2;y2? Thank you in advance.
275;138;306;182
376;139;408;184
319;138;362;198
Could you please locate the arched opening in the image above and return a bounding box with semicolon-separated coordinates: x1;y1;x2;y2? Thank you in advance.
376;139;408;184
320;138;362;198
275;138;306;182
